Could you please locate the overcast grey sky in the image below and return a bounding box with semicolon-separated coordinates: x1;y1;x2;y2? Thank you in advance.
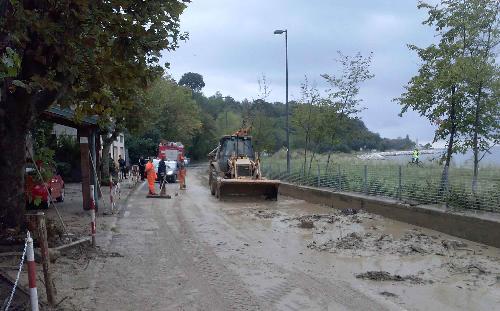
162;0;440;145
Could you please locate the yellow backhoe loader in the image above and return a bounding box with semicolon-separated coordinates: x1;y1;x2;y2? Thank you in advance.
208;129;279;200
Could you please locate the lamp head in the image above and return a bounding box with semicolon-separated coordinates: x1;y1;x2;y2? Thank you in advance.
274;30;285;34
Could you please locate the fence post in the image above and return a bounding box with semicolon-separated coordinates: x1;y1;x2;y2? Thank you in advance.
337;164;341;191
398;165;402;200
26;232;39;311
269;163;272;178
300;163;304;185
36;213;55;306
317;163;320;187
278;163;281;179
363;165;368;194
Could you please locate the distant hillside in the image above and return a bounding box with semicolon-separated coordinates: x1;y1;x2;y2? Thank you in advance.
186;93;415;159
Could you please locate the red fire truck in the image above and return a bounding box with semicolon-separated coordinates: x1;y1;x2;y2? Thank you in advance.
158;141;184;161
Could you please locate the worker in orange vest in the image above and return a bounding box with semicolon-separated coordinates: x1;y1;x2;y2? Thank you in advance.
145;158;157;195
177;154;187;190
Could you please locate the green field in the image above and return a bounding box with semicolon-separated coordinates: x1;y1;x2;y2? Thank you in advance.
261;151;500;212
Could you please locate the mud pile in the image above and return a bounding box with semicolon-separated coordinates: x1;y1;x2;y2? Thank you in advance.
307;227;471;257
356;271;427;284
336;232;363;249
253;210;282;219
282;214;339;224
281;210;371;229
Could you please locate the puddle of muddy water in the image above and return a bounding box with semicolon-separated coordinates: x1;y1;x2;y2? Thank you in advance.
190;172;500;310
209;195;500;311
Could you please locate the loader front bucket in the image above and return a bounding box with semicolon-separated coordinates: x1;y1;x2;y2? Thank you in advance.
217;178;280;200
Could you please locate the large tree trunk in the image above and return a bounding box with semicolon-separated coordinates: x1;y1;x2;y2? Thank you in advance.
471;82;483;193
100;131;119;183
440;88;457;194
0;85;43;230
0;117;29;230
101;142;111;182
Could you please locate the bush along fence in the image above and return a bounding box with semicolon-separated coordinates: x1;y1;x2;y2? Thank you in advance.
261;160;500;212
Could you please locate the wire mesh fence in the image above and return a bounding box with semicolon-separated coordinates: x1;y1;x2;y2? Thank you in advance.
262;159;500;212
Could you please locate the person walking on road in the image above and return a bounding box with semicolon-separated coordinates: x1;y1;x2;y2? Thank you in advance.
138;156;146;181
158;158;168;195
177;154;187;190
118;154;127;180
412;148;420;164
145;158;157;195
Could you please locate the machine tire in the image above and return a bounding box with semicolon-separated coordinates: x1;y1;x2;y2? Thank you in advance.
40;201;49;210
56;187;65;202
210;179;216;195
215;182;220;199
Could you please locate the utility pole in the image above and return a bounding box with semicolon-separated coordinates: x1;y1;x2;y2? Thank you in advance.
274;29;290;173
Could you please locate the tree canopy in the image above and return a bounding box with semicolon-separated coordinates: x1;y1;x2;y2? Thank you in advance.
179;72;205;92
0;0;189;229
396;0;499;190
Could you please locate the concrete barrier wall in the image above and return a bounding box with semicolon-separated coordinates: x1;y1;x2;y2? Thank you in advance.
279;183;500;248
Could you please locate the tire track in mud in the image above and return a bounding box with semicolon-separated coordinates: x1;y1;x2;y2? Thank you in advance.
179;168;399;310
258;265;395;310
152;194;264;311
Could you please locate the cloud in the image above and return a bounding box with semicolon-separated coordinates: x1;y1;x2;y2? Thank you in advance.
162;0;438;142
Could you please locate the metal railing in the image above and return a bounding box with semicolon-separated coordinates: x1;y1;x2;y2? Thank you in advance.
262;160;500;212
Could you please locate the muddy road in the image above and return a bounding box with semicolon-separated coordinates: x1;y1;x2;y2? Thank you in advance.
65;167;500;310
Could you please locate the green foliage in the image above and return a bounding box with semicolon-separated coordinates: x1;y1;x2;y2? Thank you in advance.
54;135;80;181
0;0;190;228
146;77;202;142
31;120;56;171
321;51;375;116
397;0;499;189
183;88;414;161
126;77;203;163
127;133;160;165
1;0;188;113
0;47;21;79
179;72;206;92
189;112;218;160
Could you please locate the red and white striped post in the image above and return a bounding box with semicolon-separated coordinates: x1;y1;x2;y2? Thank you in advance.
90;185;96;247
26;232;39;311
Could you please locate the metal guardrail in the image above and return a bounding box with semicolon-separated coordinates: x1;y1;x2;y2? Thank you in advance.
262;161;500;212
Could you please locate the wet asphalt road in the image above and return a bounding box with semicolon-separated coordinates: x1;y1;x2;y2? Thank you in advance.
74;167;500;311
79;167;398;311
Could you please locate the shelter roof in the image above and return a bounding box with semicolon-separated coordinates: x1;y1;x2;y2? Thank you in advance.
41;106;99;129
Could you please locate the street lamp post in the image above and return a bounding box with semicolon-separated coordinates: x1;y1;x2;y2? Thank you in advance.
274;29;290;174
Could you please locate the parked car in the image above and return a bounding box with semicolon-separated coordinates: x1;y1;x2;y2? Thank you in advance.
153;158;178;183
25;162;65;209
